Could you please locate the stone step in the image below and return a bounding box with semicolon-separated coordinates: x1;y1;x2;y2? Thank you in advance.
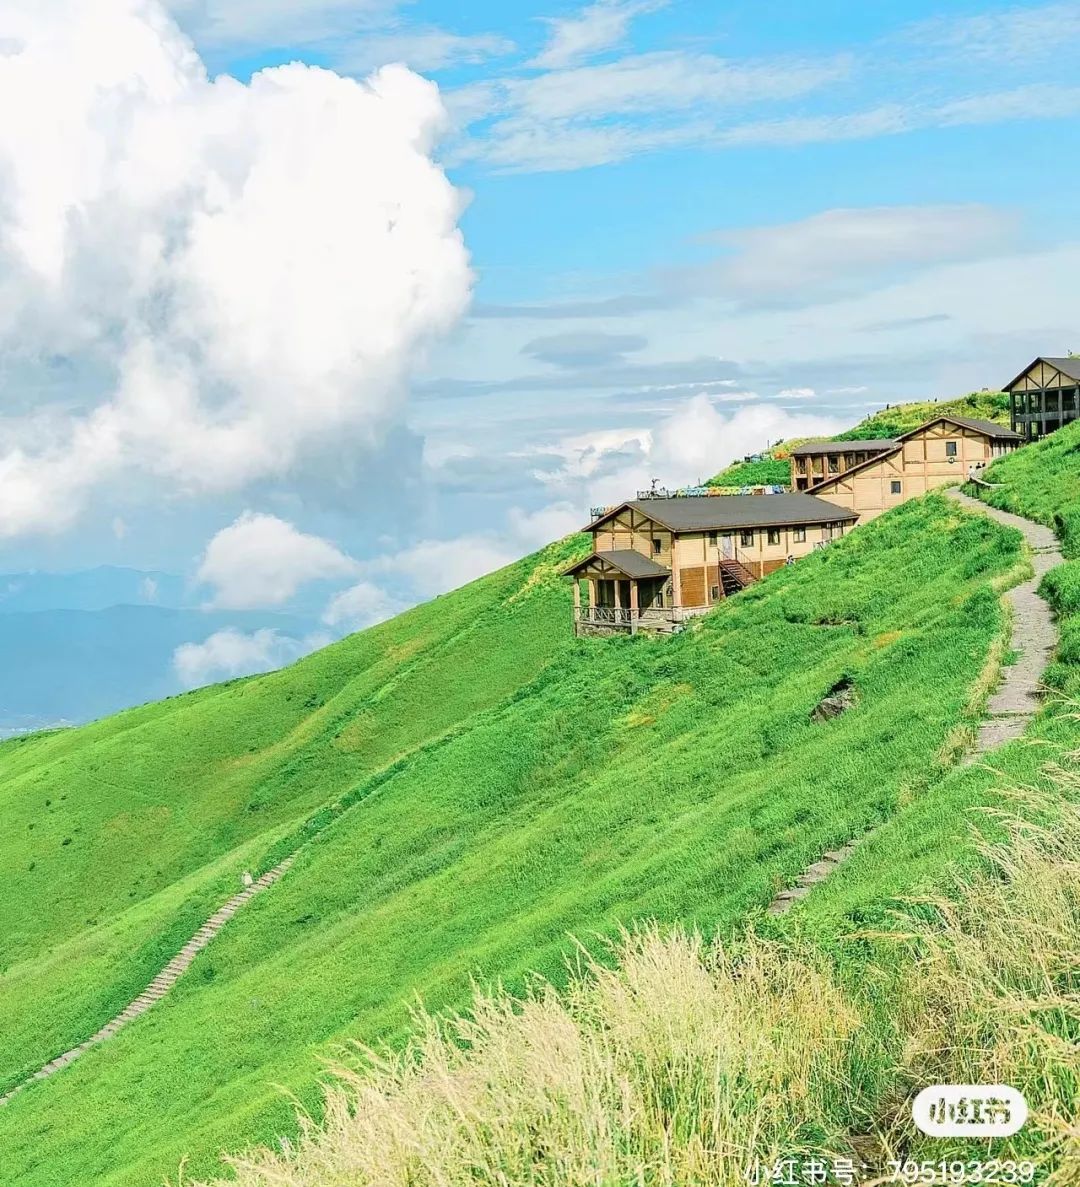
5;855;296;1096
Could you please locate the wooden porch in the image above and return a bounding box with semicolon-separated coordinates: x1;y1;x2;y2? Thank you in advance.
563;548;759;637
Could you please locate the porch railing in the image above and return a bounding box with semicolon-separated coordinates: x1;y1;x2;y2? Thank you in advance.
574;606;699;631
576;606;636;627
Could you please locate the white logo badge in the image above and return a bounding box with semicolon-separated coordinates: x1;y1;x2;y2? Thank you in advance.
912;1085;1028;1138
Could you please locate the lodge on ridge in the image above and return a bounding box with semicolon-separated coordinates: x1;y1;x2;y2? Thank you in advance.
562;357;1076;635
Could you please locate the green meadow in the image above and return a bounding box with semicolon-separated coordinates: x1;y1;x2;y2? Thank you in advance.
0;494;1026;1186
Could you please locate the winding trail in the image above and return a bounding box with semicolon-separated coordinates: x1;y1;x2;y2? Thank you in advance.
768;489;1062;916
0;856;294;1106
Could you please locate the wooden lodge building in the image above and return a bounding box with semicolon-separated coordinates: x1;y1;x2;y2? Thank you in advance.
789;439;897;491
1003;357;1080;441
801;414;1020;522
564;376;1046;636
563;493;856;634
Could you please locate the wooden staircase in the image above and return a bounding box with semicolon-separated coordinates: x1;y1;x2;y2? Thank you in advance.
718;559;758;596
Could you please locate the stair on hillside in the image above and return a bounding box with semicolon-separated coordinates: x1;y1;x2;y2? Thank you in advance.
0;854;296;1107
718;559;758;596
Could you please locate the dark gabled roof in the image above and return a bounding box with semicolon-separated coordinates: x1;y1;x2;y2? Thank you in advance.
562;549;671;579
586;494;857;534
926;414;1020;440
807;412;1023;494
1002;356;1080;391
788;439;897;456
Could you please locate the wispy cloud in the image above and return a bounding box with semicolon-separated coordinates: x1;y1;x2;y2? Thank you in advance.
168;0;395;49
468;204;1017;322
442;2;1080;173
530;0;668;70
905;2;1080;64
452;49;849;171
521;331;647;368
336;27;516;74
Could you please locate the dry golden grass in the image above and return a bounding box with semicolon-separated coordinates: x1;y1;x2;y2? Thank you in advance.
194;930;860;1187
886;785;1080;1183
188;772;1080;1187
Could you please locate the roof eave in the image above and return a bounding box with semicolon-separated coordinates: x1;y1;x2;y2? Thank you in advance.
582;500;678;533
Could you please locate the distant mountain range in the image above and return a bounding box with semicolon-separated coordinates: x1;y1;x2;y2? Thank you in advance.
0;565;190;613
0;567;320;735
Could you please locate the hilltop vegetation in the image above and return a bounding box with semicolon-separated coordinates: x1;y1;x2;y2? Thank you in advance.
705;457;791;488
835;389;1009;440
0;496;1024;1187
708;391;1010;486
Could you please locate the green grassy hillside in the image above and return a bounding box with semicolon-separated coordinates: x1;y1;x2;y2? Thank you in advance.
708;391;1010;486
835;389;1009;440
185;427;1080;1187
705;457;791;488
0;496;1023;1186
0;536;585;1093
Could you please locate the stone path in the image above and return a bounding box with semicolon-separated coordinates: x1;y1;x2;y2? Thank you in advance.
767;490;1062;916
0;856;295;1106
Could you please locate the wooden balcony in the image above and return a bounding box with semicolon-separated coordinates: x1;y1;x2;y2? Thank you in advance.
573;605;708;635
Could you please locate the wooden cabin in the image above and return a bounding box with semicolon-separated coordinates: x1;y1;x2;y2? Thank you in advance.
788;439;897;491
563;494;857;635
1003;357;1080;440
806;415;1021;522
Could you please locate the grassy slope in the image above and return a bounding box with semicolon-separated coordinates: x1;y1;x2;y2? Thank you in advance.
791;424;1080;939
0;497;1022;1187
705;458;791;488
0;536;586;1091
708;391;1010;486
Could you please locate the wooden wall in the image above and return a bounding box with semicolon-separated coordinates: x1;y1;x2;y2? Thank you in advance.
812;423;1016;522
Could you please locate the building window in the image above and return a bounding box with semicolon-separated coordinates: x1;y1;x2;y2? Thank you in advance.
890;480;902;494
710;585;720;601
793;526;806;543
707;531;718;545
945;440;958;457
767;528;781;545
740;529;754;547
652;537;662;555
828;456;839;473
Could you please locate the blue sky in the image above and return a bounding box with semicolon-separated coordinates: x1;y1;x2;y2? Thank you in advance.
1;0;1079;685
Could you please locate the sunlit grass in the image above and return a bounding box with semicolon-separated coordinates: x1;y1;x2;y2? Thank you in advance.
186;774;1080;1187
0;497;1025;1186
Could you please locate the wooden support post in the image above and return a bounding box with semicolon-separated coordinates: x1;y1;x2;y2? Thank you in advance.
629;579;639;635
572;579;581;635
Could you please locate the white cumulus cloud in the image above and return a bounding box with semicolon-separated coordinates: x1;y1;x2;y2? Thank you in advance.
174;626;329;688
0;0;472;539
196;511;359;609
533;393;844;505
322;579;409;630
